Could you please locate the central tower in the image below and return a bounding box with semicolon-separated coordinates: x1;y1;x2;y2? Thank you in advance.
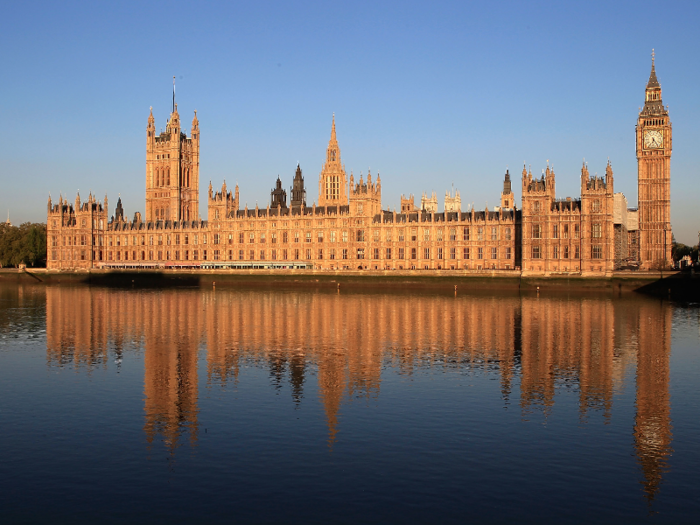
636;51;672;269
318;115;348;207
146;100;200;222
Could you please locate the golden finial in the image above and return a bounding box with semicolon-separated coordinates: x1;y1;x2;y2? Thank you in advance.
651;48;655;64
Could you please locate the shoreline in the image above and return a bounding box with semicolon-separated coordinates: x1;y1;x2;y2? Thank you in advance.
1;268;697;298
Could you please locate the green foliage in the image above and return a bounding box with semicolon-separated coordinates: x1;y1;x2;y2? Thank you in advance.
0;222;47;268
672;240;698;263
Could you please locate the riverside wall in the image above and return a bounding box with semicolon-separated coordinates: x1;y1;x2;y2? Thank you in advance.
1;268;697;298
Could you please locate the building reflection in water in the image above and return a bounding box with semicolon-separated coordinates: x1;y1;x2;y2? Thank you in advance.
45;287;673;498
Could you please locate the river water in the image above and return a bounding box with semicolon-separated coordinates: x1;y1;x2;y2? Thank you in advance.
0;284;698;524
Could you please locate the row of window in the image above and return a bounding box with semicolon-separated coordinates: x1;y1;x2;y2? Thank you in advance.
530;245;604;259
52;226;518;248
55;246;514;263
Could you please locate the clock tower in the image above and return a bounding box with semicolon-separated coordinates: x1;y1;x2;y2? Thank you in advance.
636;51;672;269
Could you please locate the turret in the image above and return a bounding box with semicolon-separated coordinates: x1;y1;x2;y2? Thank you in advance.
291;164;306;208
318;114;348;206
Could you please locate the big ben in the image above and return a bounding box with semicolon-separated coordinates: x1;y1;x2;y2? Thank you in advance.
636;51;672;269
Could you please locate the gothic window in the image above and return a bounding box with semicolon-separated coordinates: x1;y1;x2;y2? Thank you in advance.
167;168;170;186
592;245;603;259
437;229;443;242
563;225;569;239
592;200;601;212
506;247;512;259
564;246;569;259
533;201;541;212
423;229;430;242
373;230;380;242
553;246;559;259
592;223;602;238
574;225;580;239
575;245;580;258
477;227;483;241
478;247;483;259
553;225;558;239
532;224;542;239
449;229;456;241
386;230;392;242
343;230;348;243
491;227;497;241
306;232;312;243
505;228;511;241
463;227;470;241
532;246;541;259
423;248;430;260
357;230;365;242
463;248;470;260
491;247;497;259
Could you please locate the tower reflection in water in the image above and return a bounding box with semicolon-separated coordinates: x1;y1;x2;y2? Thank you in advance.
45;287;672;500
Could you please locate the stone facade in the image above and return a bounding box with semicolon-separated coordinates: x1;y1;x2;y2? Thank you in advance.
46;56;672;274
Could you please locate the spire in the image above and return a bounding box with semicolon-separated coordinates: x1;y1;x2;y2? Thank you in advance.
331;113;336;141
172;76;176;112
647;49;660;89
642;50;666;116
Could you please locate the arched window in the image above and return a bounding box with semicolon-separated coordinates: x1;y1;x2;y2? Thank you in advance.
167;168;170;186
155;169;160;187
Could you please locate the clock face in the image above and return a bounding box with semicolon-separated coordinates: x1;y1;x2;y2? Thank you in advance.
644;130;663;149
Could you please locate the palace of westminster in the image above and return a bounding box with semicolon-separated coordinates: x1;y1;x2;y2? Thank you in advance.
46;56;673;274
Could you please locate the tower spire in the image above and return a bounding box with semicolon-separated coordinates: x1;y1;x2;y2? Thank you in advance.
647;49;660;89
172;76;176;112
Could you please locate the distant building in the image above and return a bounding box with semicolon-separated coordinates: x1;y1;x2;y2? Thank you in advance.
444;189;461;213
420;192;438;213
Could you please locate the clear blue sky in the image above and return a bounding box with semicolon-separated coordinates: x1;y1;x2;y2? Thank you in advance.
1;0;698;243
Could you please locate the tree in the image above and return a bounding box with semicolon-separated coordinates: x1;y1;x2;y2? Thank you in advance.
0;222;47;268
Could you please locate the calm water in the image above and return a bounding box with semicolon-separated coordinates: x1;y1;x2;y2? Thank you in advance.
1;284;699;524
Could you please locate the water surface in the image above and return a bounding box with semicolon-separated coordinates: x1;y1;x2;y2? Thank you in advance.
1;284;699;524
